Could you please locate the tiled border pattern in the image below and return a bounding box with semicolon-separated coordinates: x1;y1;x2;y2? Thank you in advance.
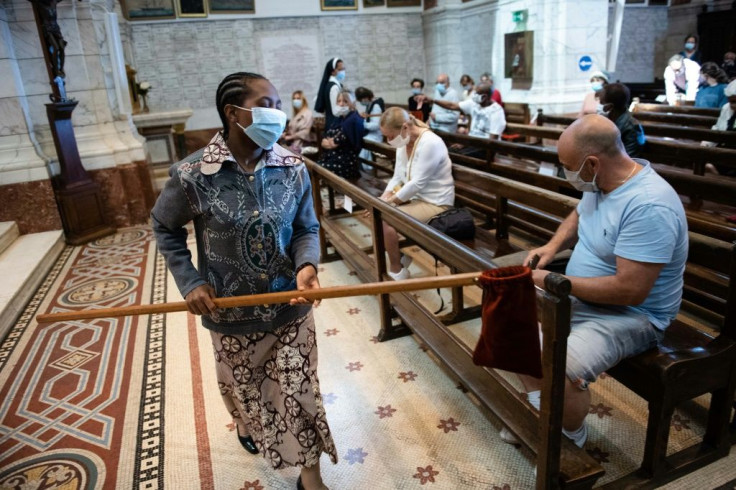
133;249;167;489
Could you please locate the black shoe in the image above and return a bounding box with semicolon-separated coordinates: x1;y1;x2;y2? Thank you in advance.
296;475;304;490
237;434;259;455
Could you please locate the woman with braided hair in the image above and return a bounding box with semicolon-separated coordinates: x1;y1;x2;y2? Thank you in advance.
151;72;337;490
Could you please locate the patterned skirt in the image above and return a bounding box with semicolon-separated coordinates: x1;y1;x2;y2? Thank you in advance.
210;312;338;469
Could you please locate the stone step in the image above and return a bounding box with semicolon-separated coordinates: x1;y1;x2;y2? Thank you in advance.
0;230;64;341
0;222;20;256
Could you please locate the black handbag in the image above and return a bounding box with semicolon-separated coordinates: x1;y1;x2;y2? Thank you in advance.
427;207;475;240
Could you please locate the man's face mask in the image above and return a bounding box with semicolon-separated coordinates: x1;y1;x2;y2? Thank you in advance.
436;83;447;95
596;103;612;117
563;156;599;193
232;105;286;150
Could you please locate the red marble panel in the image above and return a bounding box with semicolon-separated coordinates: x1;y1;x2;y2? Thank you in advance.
118;162;152;225
0;180;62;234
89;167;131;228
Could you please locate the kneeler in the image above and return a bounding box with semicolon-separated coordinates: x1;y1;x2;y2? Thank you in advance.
37;266;543;378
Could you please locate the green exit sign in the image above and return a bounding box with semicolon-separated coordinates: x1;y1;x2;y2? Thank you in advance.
512;9;527;23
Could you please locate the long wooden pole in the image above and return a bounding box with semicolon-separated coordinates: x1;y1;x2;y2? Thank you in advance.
36;272;482;324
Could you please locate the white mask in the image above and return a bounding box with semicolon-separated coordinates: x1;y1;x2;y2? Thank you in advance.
292;99;303;109
471;93;484;105
596;103;611;117
563;157;598;193
335;105;350;117
233;105;287;150
388;126;410;148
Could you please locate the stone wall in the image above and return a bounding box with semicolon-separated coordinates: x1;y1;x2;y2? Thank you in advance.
608;6;668;84
129;13;425;130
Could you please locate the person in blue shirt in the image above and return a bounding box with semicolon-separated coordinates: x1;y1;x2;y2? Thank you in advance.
695;62;730;108
500;115;688;449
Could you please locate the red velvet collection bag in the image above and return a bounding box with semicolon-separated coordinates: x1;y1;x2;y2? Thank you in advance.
472;266;543;379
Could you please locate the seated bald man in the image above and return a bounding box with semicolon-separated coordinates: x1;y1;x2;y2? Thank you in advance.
504;114;689;448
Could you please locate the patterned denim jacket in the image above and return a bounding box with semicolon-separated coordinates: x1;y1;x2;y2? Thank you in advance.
151;132;320;335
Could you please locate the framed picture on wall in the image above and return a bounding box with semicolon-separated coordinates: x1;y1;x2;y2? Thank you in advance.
121;0;176;20
424;0;437;8
321;0;358;10
364;0;384;7
387;0;421;6
504;30;534;89
208;0;254;14
176;0;207;17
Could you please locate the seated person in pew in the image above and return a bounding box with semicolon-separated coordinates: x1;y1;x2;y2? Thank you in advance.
281;90;315;155
664;54;700;106
408;78;432;122
479;72;503;106
502;114;688;448
578;70;608;118
597;83;645;158
355;86;385;166
419;82;506;159
428;74;460;134
317;90;364;181
375;107;455;280
694;62;730;109
703;80;736;176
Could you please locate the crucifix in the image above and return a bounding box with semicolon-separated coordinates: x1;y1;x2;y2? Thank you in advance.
28;0;115;244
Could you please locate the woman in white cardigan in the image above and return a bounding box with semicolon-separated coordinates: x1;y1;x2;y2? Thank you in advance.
378;107;455;280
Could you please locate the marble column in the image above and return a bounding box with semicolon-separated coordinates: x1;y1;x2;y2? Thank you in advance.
422;0;609;115
0;1;61;233
0;0;150;233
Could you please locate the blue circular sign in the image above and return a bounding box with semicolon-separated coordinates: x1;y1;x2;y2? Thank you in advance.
578;56;593;72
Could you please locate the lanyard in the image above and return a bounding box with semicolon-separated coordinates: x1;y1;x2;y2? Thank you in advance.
406;130;428;182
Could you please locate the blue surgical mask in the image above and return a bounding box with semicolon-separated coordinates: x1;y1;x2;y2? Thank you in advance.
563;157;598;193
436;83;447;95
335;70;346;82
463;84;472;91
684;42;695;51
411;87;422;95
233;105;287;150
591;81;603;92
292;99;303;110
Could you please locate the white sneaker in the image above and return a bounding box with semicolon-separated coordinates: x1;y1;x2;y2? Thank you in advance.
499;427;520;445
400;253;413;269
387;268;410;281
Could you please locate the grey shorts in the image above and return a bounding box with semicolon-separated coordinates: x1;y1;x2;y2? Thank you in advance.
564;298;664;388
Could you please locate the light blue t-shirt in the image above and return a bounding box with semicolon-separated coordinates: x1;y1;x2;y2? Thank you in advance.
566;160;688;330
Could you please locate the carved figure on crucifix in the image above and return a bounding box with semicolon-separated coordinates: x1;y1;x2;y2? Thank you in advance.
30;0;68;79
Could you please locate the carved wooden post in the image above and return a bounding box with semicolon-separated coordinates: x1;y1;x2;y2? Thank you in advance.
30;0;115;244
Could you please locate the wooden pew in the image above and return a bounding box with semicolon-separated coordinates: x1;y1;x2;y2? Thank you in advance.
626;82;665;104
533;112;736;176
364;134;736;245
309;152;736;489
602;235;736;488
305;157;605;489
633;103;721;118
362;135;735;326
502;102;531;143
